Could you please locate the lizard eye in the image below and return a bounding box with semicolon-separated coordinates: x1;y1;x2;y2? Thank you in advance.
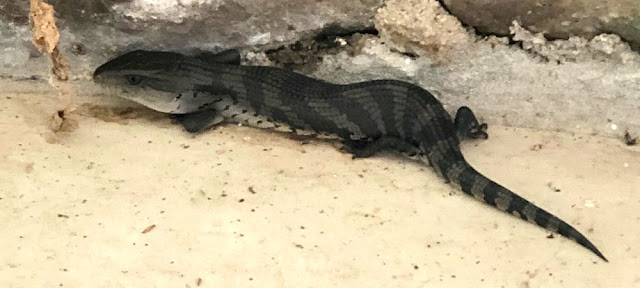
125;75;143;85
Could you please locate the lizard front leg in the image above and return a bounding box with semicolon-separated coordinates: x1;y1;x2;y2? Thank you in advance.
172;109;224;133
454;106;488;141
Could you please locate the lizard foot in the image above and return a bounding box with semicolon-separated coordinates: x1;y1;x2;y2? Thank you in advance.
454;106;488;140
342;137;419;159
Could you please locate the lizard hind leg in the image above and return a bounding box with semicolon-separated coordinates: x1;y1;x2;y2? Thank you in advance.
454;106;488;141
342;137;420;159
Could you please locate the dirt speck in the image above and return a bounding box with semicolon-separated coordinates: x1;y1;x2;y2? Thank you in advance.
530;144;543;151
142;224;156;234
25;162;34;173
624;130;637;146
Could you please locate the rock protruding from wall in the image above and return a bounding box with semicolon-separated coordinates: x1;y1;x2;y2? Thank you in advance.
375;0;472;58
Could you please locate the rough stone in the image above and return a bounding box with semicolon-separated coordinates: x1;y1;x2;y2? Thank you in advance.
441;0;640;49
375;0;472;58
0;0;382;78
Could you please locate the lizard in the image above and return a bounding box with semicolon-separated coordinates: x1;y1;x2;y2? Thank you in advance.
93;49;607;262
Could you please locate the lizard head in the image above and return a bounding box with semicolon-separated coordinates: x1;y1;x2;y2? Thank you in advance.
93;50;196;113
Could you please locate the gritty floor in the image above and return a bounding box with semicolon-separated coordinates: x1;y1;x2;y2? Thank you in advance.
0;86;639;287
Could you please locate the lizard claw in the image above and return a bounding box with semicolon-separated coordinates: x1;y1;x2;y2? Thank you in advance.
468;122;489;140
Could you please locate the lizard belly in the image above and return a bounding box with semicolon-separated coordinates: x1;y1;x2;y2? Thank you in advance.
209;95;329;137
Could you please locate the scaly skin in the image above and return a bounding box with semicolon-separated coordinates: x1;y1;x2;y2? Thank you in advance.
94;50;607;261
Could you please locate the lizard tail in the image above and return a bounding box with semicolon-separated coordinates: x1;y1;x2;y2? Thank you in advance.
451;163;607;262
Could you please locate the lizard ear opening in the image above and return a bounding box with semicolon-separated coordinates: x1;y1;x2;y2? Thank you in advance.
195;49;241;65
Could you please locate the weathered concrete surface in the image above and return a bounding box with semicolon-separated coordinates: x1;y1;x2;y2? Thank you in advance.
441;0;640;49
1;85;639;287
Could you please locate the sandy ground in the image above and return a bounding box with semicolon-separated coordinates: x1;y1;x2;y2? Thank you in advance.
1;88;639;287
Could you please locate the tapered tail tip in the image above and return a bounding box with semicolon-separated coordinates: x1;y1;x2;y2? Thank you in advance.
594;250;608;262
